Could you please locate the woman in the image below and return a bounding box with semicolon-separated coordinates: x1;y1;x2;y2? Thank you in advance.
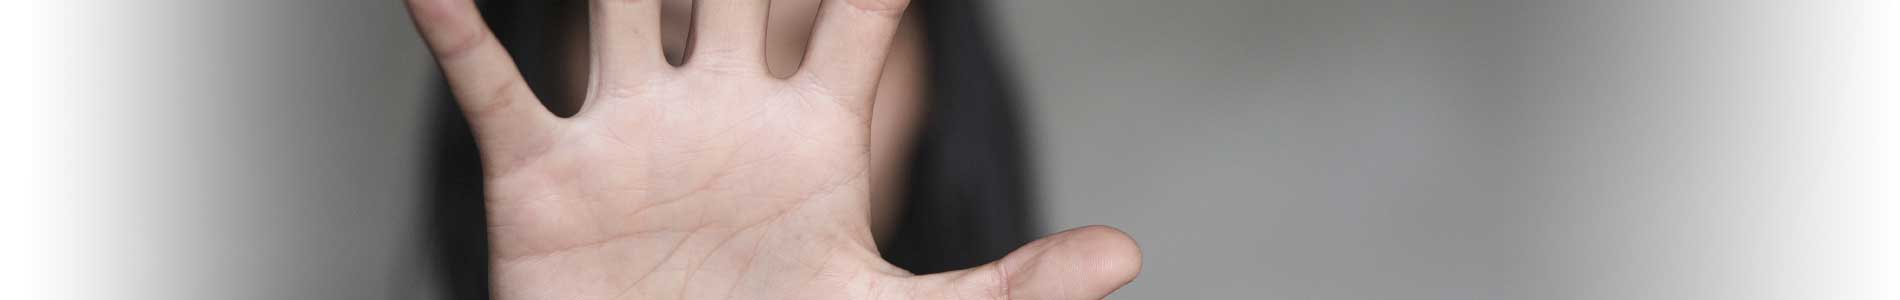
409;0;1140;298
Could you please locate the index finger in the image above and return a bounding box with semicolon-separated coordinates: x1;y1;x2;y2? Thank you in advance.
406;0;560;159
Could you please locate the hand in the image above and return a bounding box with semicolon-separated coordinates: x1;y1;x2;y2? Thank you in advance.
405;0;1141;298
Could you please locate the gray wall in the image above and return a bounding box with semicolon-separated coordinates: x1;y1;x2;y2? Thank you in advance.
991;1;1531;298
25;0;1894;299
991;1;1894;299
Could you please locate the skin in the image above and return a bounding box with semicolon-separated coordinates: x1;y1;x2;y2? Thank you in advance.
556;0;921;240
405;0;1142;298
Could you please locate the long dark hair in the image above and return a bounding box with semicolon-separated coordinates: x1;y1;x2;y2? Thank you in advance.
424;1;1034;298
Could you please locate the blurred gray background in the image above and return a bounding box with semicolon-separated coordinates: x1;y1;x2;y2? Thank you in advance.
54;0;1892;299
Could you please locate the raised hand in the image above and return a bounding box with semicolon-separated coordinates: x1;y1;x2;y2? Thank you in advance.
405;0;1140;298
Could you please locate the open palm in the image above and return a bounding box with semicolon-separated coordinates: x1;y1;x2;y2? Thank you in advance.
406;0;1140;298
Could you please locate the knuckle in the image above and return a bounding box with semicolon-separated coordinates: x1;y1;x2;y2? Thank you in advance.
433;28;492;61
471;81;525;115
407;0;486;59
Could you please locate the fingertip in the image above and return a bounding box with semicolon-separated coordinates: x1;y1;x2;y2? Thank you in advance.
918;225;1144;299
994;225;1142;299
1060;225;1144;286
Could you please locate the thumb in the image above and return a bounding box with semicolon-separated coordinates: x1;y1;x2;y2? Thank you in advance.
918;225;1143;300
